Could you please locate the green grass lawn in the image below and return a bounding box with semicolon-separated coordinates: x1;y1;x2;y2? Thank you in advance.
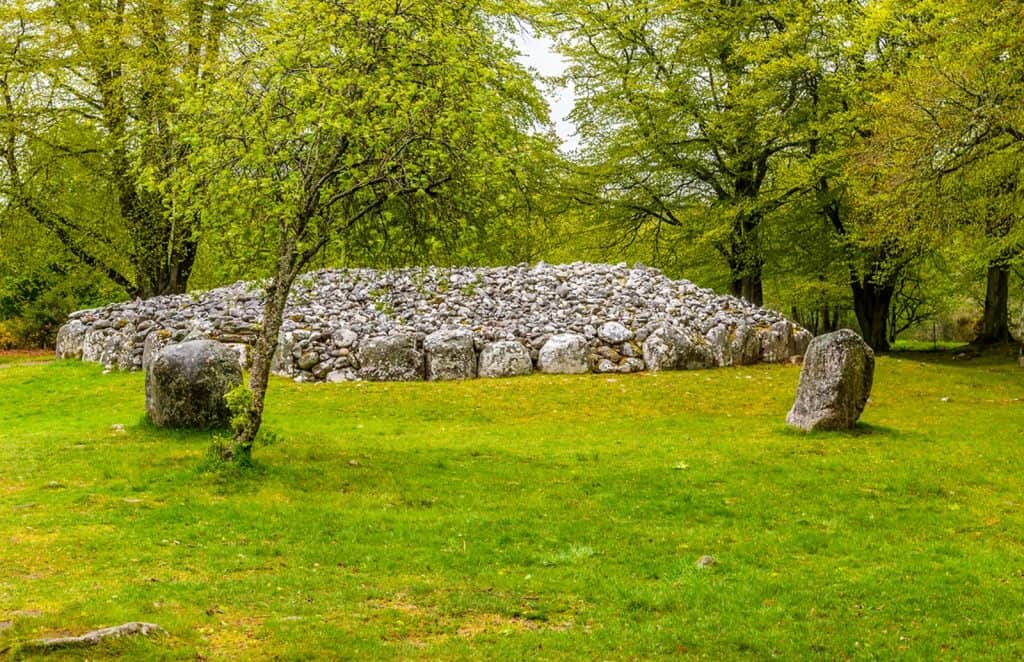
1;353;1023;659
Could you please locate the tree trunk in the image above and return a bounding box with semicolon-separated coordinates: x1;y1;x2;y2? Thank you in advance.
976;262;1012;345
233;240;299;457
731;273;764;307
851;279;894;352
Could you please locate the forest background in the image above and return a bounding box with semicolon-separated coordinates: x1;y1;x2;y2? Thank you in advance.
1;0;1021;355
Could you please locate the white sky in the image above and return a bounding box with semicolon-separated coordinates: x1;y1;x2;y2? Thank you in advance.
513;30;579;152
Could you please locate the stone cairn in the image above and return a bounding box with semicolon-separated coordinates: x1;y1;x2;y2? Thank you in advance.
55;262;812;382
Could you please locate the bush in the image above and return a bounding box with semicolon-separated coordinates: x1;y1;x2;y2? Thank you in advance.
0;262;123;348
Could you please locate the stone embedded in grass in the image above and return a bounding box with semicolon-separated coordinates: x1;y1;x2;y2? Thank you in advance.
145;340;242;429
538;333;590;374
424;328;477;381
786;329;875;431
478;340;533;378
695;555;717;568
357;334;424;381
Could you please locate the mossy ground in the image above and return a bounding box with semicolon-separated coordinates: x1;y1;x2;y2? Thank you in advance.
1;351;1023;659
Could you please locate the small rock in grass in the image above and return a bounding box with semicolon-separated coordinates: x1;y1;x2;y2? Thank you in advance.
695;555;717;568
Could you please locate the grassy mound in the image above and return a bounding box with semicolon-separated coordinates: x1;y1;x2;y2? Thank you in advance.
1;353;1022;659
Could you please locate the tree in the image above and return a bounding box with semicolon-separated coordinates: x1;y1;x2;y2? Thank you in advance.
0;0;252;298
537;0;827;305
859;0;1024;345
177;0;551;457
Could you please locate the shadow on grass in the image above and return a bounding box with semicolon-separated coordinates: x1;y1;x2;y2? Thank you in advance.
776;420;902;438
884;344;1019;370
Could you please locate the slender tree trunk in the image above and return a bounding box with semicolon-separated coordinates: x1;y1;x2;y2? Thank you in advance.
976;262;1012;345
233;239;300;457
851;279;894;352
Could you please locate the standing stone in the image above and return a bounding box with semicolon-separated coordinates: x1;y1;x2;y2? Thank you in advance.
142;329;173;372
643;323;715;371
538;333;590;374
787;329;875;431
55;320;88;360
271;331;298;377
759;321;792;363
145;340;242;429
730;323;762;366
478;340;532;378
643;324;686;371
357;334;424;381
424;328;477;381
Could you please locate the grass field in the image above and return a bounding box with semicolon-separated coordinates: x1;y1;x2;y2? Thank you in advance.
1;351;1023;659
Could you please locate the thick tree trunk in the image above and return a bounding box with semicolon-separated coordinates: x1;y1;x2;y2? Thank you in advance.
851;279;894;352
731;273;764;307
727;210;764;306
976;262;1012;345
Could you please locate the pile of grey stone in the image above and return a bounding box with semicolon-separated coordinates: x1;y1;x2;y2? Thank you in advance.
56;262;812;382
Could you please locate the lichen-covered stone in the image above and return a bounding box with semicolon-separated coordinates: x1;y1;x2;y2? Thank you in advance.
424;328;477;381
538;333;590;374
597;321;633;344
787;329;875;431
357;334;423;381
142;329;173;372
643;323;715;371
55;320;87;360
478;341;532;378
145;340;242;429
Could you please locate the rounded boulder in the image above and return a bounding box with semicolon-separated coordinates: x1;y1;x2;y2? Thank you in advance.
145;340;243;429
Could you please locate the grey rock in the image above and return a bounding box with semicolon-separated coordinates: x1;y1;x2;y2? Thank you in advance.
271;332;298;376
145;340;242;429
357;334;424;381
787;329;875;431
759;321;793;363
643;324;714;371
642;324;684;371
730;323;762;366
142;329;174;372
55;320;87;360
597;321;633;344
297;351;320;371
424;328;477;381
538;333;590;374
332;327;358;348
791;328;813;357
478;340;532;378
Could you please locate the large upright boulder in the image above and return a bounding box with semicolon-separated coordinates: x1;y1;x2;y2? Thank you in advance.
787;329;874;431
424;328;477;381
479;340;533;378
55;320;88;360
538;333;590;374
643;323;715;371
145;340;242;429
357;334;424;381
